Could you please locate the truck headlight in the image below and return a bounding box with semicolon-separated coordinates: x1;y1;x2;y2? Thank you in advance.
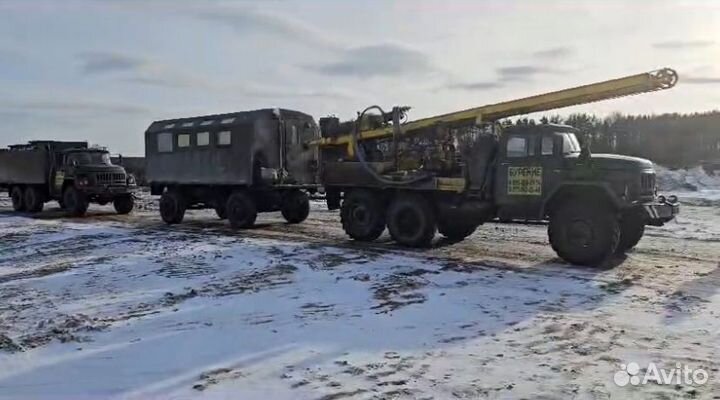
127;175;136;185
77;177;89;186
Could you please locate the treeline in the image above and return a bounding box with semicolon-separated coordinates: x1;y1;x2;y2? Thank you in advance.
505;111;720;168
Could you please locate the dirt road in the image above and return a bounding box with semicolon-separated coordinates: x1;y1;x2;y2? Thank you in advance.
0;194;718;399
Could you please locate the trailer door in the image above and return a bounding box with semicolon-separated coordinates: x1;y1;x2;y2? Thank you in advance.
284;119;318;185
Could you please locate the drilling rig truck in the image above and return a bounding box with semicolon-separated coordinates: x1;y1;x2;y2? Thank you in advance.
315;68;680;266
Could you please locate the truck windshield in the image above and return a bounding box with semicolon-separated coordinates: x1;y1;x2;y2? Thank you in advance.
561;133;581;154
69;152;112;165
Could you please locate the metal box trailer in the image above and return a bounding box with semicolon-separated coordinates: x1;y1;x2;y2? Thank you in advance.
145;108;319;227
0;141;136;216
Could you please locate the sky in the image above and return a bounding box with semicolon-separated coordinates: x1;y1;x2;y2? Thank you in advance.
0;0;719;155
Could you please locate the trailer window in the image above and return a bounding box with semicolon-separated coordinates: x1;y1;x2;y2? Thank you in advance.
157;133;173;153
506;136;529;158
217;131;232;146
178;134;191;148
197;132;210;146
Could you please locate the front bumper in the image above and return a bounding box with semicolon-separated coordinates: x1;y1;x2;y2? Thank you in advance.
80;185;133;196
640;197;679;226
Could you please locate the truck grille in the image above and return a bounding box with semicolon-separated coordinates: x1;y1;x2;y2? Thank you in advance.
641;172;655;191
96;172;126;186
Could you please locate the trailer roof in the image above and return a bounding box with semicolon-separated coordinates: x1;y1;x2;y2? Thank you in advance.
146;108;314;134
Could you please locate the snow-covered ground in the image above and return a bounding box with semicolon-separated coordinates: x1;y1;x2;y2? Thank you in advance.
0;177;718;399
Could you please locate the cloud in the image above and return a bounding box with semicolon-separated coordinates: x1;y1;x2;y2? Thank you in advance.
652;40;715;49
444;81;503;91
77;51;210;89
532;46;574;59
0;99;150;115
304;44;435;78
77;51;145;74
192;7;339;50
497;65;554;82
683;76;720;84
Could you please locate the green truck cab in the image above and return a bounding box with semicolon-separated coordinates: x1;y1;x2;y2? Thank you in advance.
493;124;678;264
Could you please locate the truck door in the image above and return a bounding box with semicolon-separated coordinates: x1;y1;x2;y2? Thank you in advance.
283;119;318;184
494;133;544;220
50;153;66;197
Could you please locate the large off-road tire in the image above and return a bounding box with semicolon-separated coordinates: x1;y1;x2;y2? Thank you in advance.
11;187;25;212
113;195;134;215
226;191;257;229
387;193;437;248
281;190;310;224
548;203;620;266
340;189;385;242
616;213;646;253
438;221;477;241
159;191;186;224
63;187;89;217
23;186;44;213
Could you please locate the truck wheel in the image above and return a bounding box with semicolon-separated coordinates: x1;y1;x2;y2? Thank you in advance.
281;190;310;224
23;186;44;213
616;214;645;253
63;187;89;217
113;195;134;215
387;194;436;248
160;191;186;224
226;191;257;229
548;203;620;266
340;189;385;241
11;187;26;212
438;221;477;241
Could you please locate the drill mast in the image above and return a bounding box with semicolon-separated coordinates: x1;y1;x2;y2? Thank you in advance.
316;68;678;148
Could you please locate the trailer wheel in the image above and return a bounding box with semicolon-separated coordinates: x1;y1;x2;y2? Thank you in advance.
616;213;645;253
159;191;186;224
226;191;257;229
281;190;310;224
63;187;89;217
23;186;44;213
387;194;436;248
548;202;620;266
113;195;134;215
340;189;385;241
11;187;25;212
438;221;477;241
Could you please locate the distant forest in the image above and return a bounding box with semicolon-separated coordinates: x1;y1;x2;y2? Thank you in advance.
505;111;720;168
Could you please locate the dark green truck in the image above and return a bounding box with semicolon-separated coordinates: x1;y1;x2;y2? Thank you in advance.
0;141;136;216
